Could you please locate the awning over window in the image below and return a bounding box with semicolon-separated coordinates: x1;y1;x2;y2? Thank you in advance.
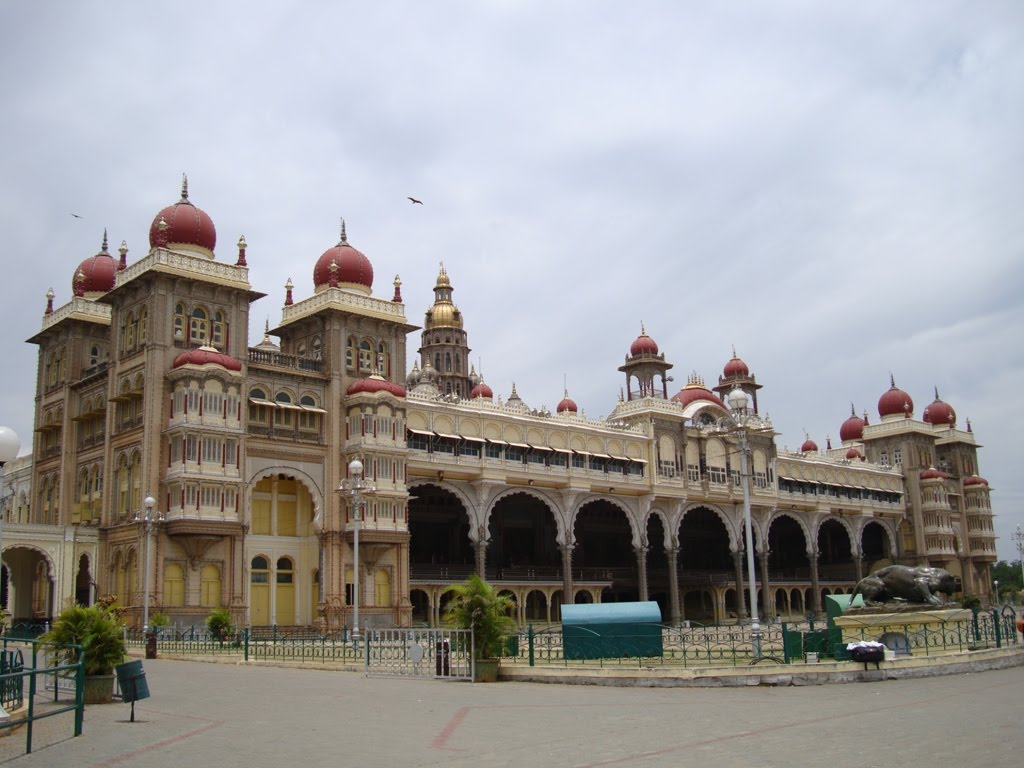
530;445;553;451
248;398;277;407
486;438;509;445
462;436;485;442
408;428;434;437
300;404;328;413
508;442;530;449
435;433;460;440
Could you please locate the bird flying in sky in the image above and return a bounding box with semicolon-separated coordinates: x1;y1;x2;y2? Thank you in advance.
407;197;423;205
70;213;83;218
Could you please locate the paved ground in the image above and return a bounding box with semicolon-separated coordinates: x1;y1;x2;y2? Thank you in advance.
2;659;1023;767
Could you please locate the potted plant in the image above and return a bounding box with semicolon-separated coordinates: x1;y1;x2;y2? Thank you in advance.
206;608;236;645
42;603;126;704
443;575;515;682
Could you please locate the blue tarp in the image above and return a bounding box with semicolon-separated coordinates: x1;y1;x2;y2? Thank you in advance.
561;601;663;660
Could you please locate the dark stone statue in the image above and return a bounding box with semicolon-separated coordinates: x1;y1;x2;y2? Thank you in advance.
849;565;957;607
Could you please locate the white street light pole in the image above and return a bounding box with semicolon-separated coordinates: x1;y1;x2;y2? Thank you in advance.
0;427;20;621
340;457;374;643
1015;526;1024;601
723;388;763;658
135;495;163;633
0;427;17;730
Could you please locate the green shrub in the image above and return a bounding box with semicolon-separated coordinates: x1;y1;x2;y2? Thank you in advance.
206;608;234;642
43;604;126;676
442;575;515;659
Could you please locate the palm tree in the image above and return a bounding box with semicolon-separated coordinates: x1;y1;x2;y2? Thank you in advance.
443;575;515;659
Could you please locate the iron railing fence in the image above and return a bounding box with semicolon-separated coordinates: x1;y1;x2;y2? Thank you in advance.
0;638;84;756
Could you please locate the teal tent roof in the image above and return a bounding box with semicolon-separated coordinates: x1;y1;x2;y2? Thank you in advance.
561;601;662;626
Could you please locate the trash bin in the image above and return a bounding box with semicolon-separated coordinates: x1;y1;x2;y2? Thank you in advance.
145;631;157;659
115;660;151;702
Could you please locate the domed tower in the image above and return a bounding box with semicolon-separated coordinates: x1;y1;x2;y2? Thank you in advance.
712;347;763;414
618;323;673;400
417;263;473;398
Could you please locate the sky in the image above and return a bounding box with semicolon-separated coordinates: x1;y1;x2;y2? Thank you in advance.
2;1;1023;561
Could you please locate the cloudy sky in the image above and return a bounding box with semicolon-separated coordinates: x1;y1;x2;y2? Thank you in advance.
2;2;1022;560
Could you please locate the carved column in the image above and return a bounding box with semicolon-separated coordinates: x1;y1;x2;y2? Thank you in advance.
854;548;864;583
635;546;649;602
474;539;487;578
667;547;681;625
809;548;821;615
758;547;772;620
561;544;574;608
959;557;972;595
732;549;747;620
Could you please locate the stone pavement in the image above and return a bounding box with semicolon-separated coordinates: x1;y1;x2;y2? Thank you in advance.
2;658;1023;767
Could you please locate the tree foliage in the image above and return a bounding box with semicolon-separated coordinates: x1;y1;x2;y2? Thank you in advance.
991;560;1023;595
442;575;515;658
43;604;126;676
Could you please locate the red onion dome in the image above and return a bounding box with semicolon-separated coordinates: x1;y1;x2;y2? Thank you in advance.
149;176;217;255
839;403;866;442
347;374;406;397
313;219;373;294
670;381;727;410
722;349;749;378
629;324;659;356
556;389;578;414
963;475;989;487
919;467;949;481
172;346;242;371
470;381;493;400
800;436;818;453
73;231;118;297
845;447;862;460
922;388;956;427
878;375;914;418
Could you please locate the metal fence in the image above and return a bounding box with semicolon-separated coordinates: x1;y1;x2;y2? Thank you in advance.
364;628;473;680
0;638;84;756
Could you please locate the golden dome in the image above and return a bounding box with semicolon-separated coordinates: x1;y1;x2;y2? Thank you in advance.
424;262;463;329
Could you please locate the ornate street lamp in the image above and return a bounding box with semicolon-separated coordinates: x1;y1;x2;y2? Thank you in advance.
707;388;771;658
135;495;163;634
339;457;375;642
0;426;20;611
1014;525;1024;599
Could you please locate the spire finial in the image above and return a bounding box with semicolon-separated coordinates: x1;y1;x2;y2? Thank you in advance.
850;402;856;416
934;385;940;401
732;344;737;358
439;261;446;275
73;269;86;297
236;234;248;266
890;372;896;388
640;321;646;336
392;274;403;303
180;173;189;201
101;229;109;253
284;277;294;306
338;218;347;245
45;287;55;314
118;240;128;270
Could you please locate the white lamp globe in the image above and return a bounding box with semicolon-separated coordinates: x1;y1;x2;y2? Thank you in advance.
727;387;749;414
0;426;20;465
348;457;363;477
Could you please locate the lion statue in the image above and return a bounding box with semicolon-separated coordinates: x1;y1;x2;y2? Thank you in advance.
848;565;957;607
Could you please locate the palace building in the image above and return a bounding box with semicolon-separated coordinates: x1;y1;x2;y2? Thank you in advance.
0;180;998;631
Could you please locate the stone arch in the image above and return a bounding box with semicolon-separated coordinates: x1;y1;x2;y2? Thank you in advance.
679;503;739;552
567;493;639;548
486;486;566;545
765;510;812;551
246;465;323;530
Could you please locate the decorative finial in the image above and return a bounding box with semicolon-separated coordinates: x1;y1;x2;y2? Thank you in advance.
73;269;86;297
181;173;189;201
101;229;109;253
640;321;646;336
45;287;55;315
966;417;972;432
850;402;856;416
236;235;248;267
439;261;446;275
732;344;737;359
889;372;896;388
934;385;940;401
154;216;169;247
338;218;348;245
826;436;832;450
328;260;339;287
284;277;294;306
118;240;128;270
392;274;403;303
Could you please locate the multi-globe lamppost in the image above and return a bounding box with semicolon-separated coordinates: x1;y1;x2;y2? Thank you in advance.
710;387;770;658
135;495;163;634
0;427;16;728
339;457;374;643
1015;525;1024;598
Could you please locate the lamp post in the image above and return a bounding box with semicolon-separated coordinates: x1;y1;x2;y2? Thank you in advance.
1014;526;1024;602
993;579;999;607
710;388;771;658
339;457;374;643
134;495;163;634
0;428;17;729
0;427;20;618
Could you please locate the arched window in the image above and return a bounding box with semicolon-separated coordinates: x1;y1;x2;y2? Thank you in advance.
276;557;294;584
173;302;186;340
251;556;270;583
311;335;323;360
130;452;142;514
212;310;227;349
125;548;138;605
200;564;222;607
138;307;148;344
124;310;136;352
189;307;209;344
358;340;373;372
274;391;294;428
163;563;185;607
345;336;357;370
445;352;452;372
377;341;390;377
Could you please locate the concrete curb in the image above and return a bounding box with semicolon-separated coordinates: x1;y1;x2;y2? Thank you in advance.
497;647;1024;687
